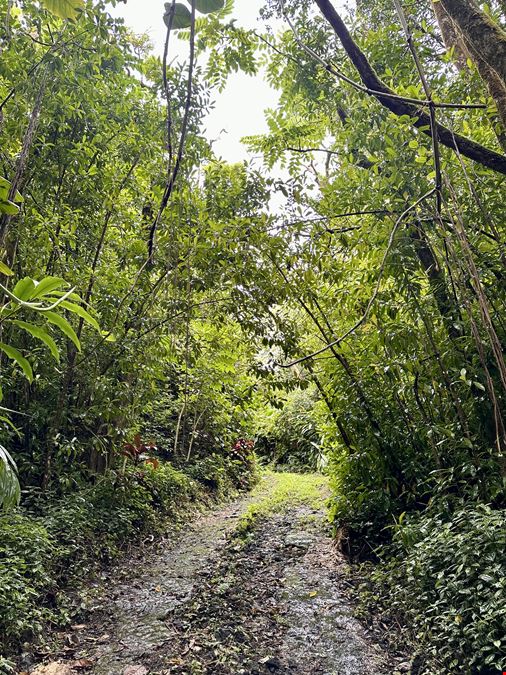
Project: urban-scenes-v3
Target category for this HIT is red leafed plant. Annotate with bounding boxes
[122,433,159,469]
[231,438,254,460]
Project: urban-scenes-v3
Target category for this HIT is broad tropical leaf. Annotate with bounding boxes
[11,320,60,362]
[56,300,100,331]
[12,277,36,301]
[44,311,81,351]
[47,289,85,302]
[31,277,68,299]
[0,445,20,510]
[0,200,20,216]
[0,177,23,204]
[164,2,192,29]
[40,0,84,20]
[0,342,33,382]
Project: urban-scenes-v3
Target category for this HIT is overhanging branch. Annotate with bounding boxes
[313,0,506,175]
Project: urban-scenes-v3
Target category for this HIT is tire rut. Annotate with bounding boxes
[30,476,396,675]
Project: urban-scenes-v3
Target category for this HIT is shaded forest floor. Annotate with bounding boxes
[29,474,407,675]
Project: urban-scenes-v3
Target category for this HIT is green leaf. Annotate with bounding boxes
[11,320,60,362]
[57,300,100,331]
[40,0,84,20]
[0,444,20,510]
[12,277,36,301]
[0,342,33,382]
[165,2,192,29]
[31,277,68,299]
[44,311,81,351]
[0,200,20,216]
[0,178,23,205]
[47,289,85,302]
[195,0,225,13]
[0,177,9,198]
[101,331,116,342]
[0,262,14,276]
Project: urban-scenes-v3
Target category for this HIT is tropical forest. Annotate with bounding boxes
[0,0,505,673]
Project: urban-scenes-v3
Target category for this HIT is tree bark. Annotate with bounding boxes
[439,0,506,88]
[433,0,506,144]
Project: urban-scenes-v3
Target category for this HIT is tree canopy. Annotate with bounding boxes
[1,0,505,672]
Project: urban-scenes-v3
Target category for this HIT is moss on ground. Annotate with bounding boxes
[235,470,329,537]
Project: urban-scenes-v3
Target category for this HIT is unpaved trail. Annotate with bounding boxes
[31,474,398,675]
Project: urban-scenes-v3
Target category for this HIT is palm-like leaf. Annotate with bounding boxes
[0,444,20,510]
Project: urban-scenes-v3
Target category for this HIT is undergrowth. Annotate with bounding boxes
[0,454,256,662]
[357,502,506,675]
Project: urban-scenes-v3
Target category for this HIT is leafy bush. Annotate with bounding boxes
[254,387,323,470]
[362,503,506,674]
[0,513,57,646]
[186,448,258,494]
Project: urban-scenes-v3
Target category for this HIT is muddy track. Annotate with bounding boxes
[30,476,398,675]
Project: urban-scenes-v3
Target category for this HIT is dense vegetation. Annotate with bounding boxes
[1,0,505,672]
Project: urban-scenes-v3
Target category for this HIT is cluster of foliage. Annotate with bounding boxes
[253,386,324,470]
[1,0,505,671]
[0,0,260,657]
[244,0,505,670]
[360,503,506,673]
[0,0,261,490]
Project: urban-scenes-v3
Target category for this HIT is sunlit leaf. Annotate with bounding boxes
[40,0,84,20]
[0,262,14,276]
[12,277,36,301]
[11,320,60,362]
[44,311,81,351]
[31,277,68,299]
[0,444,20,510]
[0,200,19,215]
[57,300,100,331]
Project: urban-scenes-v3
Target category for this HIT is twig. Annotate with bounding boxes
[148,0,197,262]
[278,189,436,368]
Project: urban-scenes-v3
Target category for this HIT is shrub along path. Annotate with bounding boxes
[30,473,402,675]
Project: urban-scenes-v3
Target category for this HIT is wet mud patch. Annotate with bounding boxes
[29,488,273,675]
[279,527,388,674]
[142,505,393,674]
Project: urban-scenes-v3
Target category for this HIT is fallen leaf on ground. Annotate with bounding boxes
[31,663,73,675]
[122,666,149,675]
[71,658,94,670]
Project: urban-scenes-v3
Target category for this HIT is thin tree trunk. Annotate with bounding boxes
[0,70,48,252]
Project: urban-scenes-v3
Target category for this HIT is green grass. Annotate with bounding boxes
[235,470,329,537]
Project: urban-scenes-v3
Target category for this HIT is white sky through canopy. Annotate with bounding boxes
[108,0,280,163]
